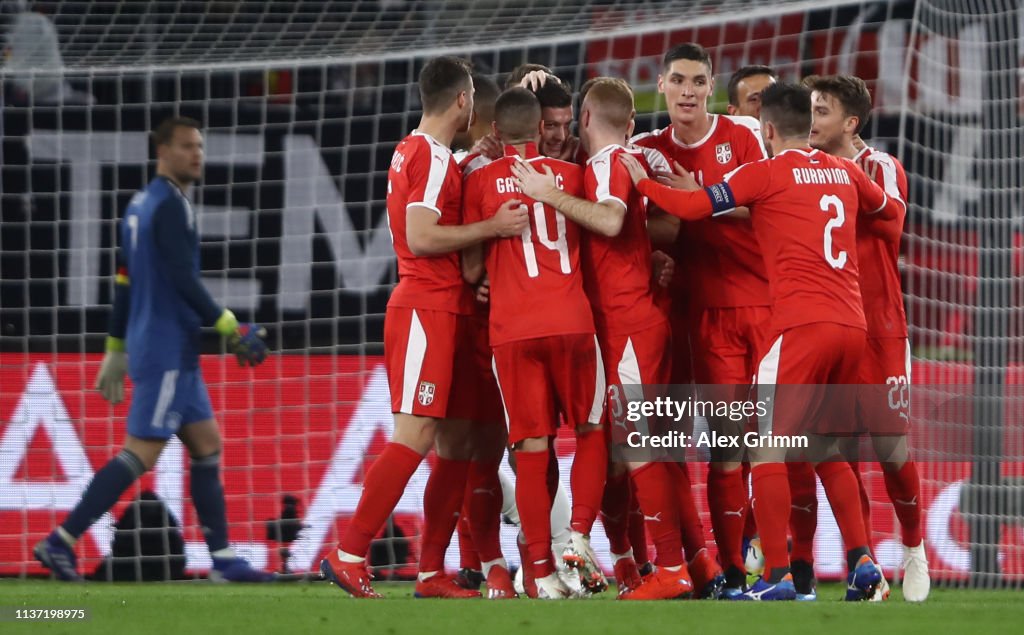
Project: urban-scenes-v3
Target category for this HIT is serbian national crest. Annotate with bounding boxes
[418,381,435,406]
[715,142,733,164]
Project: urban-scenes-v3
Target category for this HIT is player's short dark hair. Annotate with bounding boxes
[494,87,542,144]
[505,63,553,89]
[419,56,473,115]
[727,65,778,106]
[533,79,572,110]
[151,117,201,147]
[472,73,501,121]
[802,74,873,134]
[760,81,811,139]
[663,43,712,73]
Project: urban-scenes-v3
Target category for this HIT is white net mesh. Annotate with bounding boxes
[1,0,1022,587]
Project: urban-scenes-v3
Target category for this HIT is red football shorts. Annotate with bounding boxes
[601,322,671,437]
[855,337,912,435]
[384,305,459,418]
[667,308,694,385]
[600,321,672,387]
[447,311,505,423]
[491,333,605,445]
[692,306,772,385]
[755,323,866,437]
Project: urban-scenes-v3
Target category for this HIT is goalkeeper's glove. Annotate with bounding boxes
[227,323,269,367]
[215,309,268,367]
[95,336,128,404]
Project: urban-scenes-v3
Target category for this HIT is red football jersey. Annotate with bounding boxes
[637,147,900,335]
[462,143,595,346]
[854,145,909,338]
[386,131,473,314]
[582,144,667,336]
[631,115,770,309]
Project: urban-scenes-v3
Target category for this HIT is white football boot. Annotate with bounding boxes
[535,572,573,599]
[901,542,930,602]
[562,531,608,593]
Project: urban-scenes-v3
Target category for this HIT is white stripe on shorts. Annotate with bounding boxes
[588,335,606,424]
[490,356,512,432]
[151,369,179,430]
[756,334,783,436]
[400,310,428,413]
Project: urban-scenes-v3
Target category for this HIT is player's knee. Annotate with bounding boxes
[393,414,437,456]
[190,450,221,470]
[514,436,548,453]
[115,449,151,477]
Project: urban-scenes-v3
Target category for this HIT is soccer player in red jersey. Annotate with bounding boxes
[462,87,608,599]
[514,78,694,600]
[630,42,768,596]
[726,65,778,119]
[449,72,519,599]
[320,57,529,600]
[618,81,901,601]
[806,74,929,602]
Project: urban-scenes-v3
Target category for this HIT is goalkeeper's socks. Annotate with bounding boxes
[569,429,607,534]
[665,462,709,559]
[514,449,555,578]
[816,462,869,553]
[883,460,923,548]
[61,449,146,539]
[707,466,747,574]
[630,462,684,568]
[419,457,471,573]
[787,461,818,564]
[339,442,423,557]
[751,463,792,576]
[190,452,230,553]
[466,459,503,564]
[600,471,632,555]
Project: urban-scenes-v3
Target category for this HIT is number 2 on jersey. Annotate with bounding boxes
[819,194,848,269]
[522,201,570,278]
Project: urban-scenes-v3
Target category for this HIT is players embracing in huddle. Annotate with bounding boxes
[322,45,931,603]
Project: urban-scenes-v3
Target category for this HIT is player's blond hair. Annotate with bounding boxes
[582,77,634,131]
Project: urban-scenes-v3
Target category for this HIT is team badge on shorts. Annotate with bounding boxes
[418,381,436,406]
[715,142,733,164]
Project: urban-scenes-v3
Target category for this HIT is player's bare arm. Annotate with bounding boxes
[406,199,527,256]
[511,160,626,237]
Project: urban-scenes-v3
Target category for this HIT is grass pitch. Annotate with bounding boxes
[2,580,1020,635]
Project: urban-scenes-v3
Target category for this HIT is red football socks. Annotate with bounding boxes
[787,461,817,563]
[816,461,868,553]
[884,461,923,547]
[466,458,504,563]
[339,442,423,558]
[515,449,555,577]
[751,463,792,577]
[569,429,607,535]
[666,461,708,559]
[707,466,747,573]
[630,462,684,568]
[851,462,872,545]
[601,470,632,555]
[419,456,471,572]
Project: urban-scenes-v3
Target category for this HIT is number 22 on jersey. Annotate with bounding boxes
[521,201,570,278]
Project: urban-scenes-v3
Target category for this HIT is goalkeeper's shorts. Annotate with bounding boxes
[127,369,214,440]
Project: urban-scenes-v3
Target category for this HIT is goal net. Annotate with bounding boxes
[1,0,1021,586]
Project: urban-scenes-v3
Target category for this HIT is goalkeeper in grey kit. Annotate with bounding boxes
[35,117,274,582]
